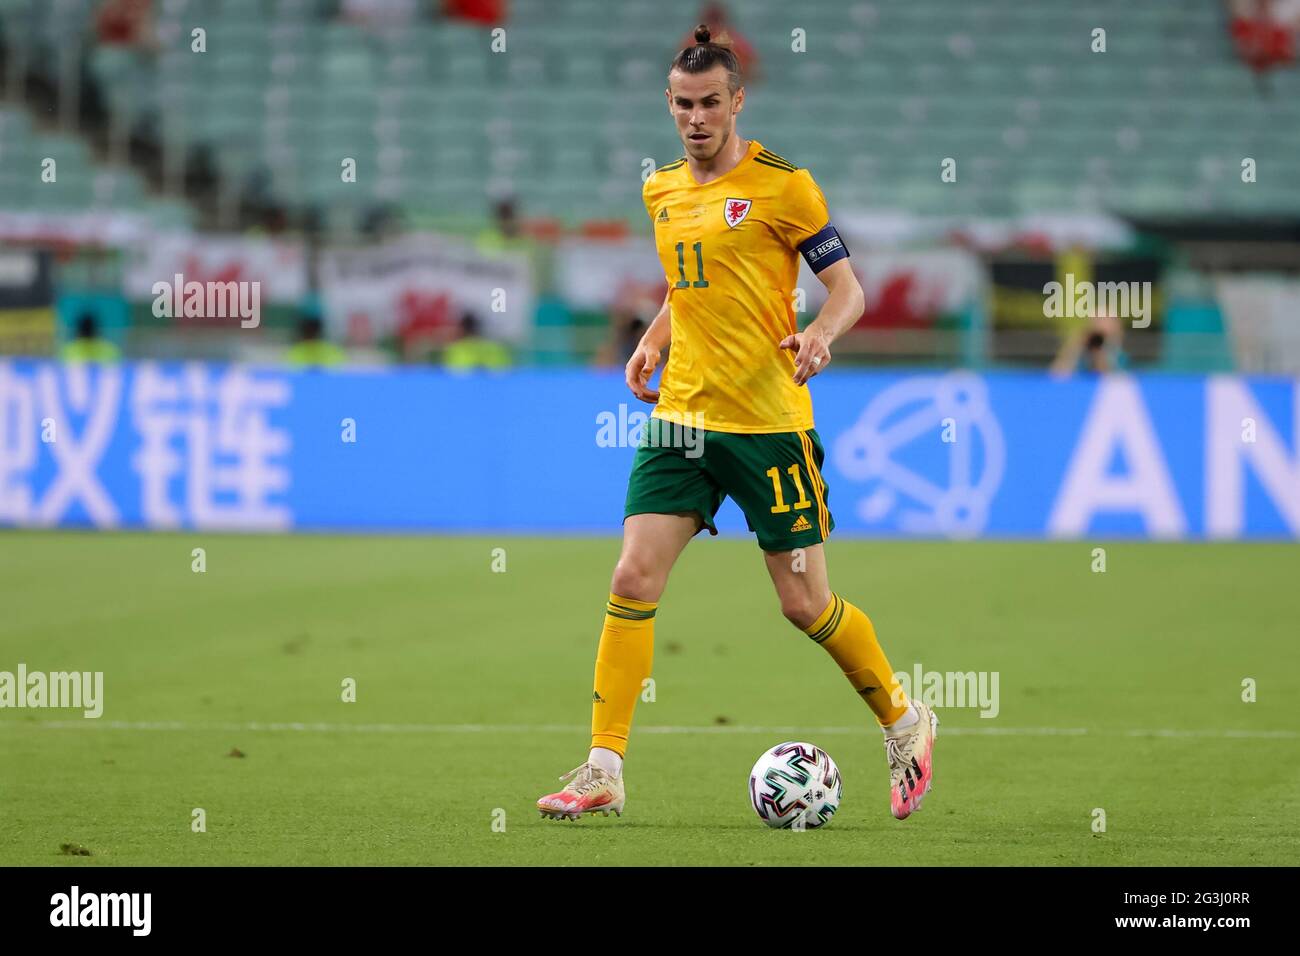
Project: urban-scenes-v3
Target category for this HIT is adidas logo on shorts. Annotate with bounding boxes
[790,514,812,533]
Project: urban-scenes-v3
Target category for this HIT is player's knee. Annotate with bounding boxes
[610,559,663,604]
[780,593,827,631]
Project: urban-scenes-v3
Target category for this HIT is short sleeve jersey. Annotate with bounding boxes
[641,139,848,433]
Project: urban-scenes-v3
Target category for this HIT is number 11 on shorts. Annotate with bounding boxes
[766,465,812,514]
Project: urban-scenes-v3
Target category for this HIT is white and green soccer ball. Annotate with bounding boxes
[748,741,842,829]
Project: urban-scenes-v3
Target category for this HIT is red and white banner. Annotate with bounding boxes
[0,211,156,247]
[124,235,307,304]
[318,235,532,345]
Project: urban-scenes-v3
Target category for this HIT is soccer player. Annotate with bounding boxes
[537,25,938,823]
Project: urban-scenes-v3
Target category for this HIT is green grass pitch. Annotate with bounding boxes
[1,531,1297,866]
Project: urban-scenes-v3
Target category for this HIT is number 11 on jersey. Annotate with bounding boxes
[674,241,709,288]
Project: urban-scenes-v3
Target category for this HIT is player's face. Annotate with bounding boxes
[666,66,744,162]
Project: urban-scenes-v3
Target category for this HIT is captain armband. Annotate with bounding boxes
[797,224,850,273]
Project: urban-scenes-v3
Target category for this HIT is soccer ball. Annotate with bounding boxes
[748,741,842,829]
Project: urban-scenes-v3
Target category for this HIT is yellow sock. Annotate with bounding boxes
[804,593,907,726]
[590,592,657,757]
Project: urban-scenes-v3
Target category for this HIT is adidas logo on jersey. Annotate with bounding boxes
[790,514,812,533]
[656,207,670,223]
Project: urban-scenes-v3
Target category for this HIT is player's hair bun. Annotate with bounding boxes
[670,23,741,91]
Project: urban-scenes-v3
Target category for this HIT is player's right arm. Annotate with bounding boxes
[630,166,675,403]
[625,289,671,403]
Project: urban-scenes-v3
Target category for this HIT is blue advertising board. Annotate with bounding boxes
[0,361,1296,539]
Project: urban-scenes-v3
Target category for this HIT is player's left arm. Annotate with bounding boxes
[774,169,865,385]
[779,259,864,386]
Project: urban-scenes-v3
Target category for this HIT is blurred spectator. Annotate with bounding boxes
[594,280,665,367]
[495,197,519,239]
[681,3,761,82]
[444,312,512,371]
[286,314,347,368]
[361,203,403,240]
[60,313,121,364]
[475,197,558,310]
[443,0,507,25]
[1050,313,1127,377]
[595,315,647,369]
[477,197,521,253]
[1228,0,1298,86]
[96,0,155,48]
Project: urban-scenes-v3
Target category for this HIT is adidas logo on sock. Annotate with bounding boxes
[592,691,606,704]
[790,514,812,533]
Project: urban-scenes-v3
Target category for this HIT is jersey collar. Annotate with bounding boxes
[684,138,762,187]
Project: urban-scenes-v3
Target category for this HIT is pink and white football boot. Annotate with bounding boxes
[885,700,938,820]
[537,762,626,821]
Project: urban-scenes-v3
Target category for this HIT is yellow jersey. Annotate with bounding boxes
[642,139,847,434]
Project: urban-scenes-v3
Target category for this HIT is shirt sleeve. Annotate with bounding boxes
[776,169,850,273]
[775,169,830,247]
[643,172,664,224]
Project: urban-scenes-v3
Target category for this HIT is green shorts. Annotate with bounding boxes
[624,417,836,552]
